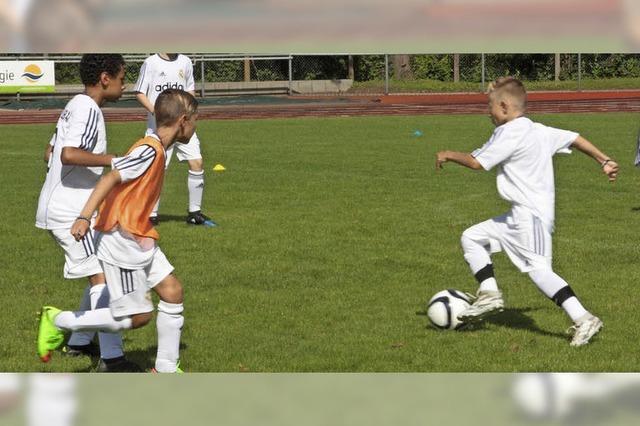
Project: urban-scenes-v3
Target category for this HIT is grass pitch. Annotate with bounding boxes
[1,112,639,372]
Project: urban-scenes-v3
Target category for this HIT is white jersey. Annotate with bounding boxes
[133,54,195,131]
[471,116,578,232]
[35,94,107,230]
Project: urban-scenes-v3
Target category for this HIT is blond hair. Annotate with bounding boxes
[487,76,527,111]
[154,89,198,128]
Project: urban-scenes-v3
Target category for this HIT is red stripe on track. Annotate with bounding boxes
[2,91,640,124]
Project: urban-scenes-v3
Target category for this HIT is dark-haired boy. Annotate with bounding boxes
[37,89,198,373]
[35,54,139,371]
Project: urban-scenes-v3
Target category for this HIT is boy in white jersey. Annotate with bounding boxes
[37,89,198,373]
[435,76,619,346]
[35,54,140,371]
[134,53,215,227]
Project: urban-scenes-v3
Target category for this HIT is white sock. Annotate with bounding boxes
[479,278,499,293]
[151,198,160,218]
[90,284,124,360]
[66,285,94,347]
[188,170,205,213]
[54,308,132,333]
[155,301,184,373]
[528,269,588,322]
[562,298,589,323]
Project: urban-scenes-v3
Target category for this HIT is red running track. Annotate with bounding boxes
[2,91,640,124]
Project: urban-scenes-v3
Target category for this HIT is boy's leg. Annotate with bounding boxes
[148,250,183,373]
[64,284,95,351]
[49,229,125,360]
[38,261,155,364]
[528,268,602,346]
[150,144,175,224]
[523,219,602,346]
[461,223,499,292]
[457,219,505,323]
[177,133,216,226]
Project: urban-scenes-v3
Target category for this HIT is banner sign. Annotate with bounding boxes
[0,61,55,93]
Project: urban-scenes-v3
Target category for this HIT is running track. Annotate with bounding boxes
[2,91,640,124]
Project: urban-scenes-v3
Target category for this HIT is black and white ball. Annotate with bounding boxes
[427,289,474,330]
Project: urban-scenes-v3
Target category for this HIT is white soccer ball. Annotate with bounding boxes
[427,289,474,330]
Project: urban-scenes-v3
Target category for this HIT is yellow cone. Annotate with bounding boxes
[213,164,226,172]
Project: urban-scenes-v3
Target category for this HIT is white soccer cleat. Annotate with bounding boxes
[456,290,504,323]
[568,314,603,347]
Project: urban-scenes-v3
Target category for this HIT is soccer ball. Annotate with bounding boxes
[427,289,474,330]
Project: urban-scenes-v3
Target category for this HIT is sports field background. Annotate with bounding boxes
[1,111,639,372]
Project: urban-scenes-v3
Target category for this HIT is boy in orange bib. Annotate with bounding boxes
[37,89,198,373]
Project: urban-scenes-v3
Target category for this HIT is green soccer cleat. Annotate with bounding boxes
[37,306,64,362]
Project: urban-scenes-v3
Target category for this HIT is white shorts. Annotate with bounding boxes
[100,249,174,317]
[146,128,202,167]
[463,207,552,273]
[49,227,102,279]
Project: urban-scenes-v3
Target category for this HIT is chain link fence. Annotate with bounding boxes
[350,54,640,93]
[2,54,640,100]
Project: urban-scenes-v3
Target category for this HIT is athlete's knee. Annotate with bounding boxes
[164,280,184,304]
[188,158,203,172]
[130,312,152,329]
[89,273,106,286]
[155,274,184,304]
[461,230,479,251]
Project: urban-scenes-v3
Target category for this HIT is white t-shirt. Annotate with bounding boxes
[35,94,107,230]
[133,54,195,131]
[471,116,578,231]
[95,137,162,269]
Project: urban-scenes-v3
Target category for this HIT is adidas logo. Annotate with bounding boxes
[155,82,184,92]
[159,72,166,77]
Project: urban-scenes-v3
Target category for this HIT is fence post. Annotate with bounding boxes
[453,54,460,83]
[200,56,205,98]
[384,54,389,95]
[555,53,561,82]
[348,55,354,80]
[481,53,485,92]
[577,53,582,91]
[244,58,251,82]
[288,55,293,95]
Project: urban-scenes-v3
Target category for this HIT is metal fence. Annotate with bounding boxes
[2,54,640,99]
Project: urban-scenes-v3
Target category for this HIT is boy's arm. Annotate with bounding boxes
[61,147,114,167]
[436,151,483,170]
[70,169,122,241]
[44,144,53,163]
[135,92,155,115]
[570,136,619,181]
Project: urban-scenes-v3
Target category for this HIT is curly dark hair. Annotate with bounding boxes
[79,54,125,86]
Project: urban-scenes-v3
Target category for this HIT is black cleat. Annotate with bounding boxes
[96,357,144,373]
[62,342,100,358]
[149,216,159,226]
[186,210,217,227]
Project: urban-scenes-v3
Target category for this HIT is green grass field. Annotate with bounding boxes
[1,112,639,372]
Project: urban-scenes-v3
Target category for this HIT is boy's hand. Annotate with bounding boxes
[435,151,449,170]
[70,218,90,241]
[602,160,619,182]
